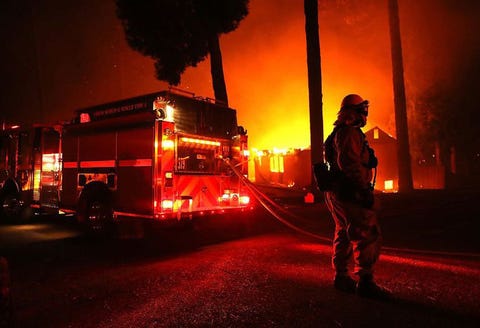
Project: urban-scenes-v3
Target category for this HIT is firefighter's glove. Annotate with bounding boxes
[357,188,374,209]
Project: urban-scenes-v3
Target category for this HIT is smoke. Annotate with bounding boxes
[182,0,397,149]
[1,0,478,152]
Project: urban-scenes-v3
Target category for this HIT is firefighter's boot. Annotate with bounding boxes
[356,275,392,300]
[334,275,357,293]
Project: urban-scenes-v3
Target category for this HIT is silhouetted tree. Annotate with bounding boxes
[116,0,249,105]
[412,63,480,187]
[321,0,414,191]
[388,0,413,192]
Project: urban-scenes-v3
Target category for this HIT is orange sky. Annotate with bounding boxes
[178,0,395,150]
[1,0,477,152]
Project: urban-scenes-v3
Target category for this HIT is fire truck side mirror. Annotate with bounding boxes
[237,126,247,135]
[155,109,166,120]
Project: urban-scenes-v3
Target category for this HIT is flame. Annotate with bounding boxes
[177,0,396,150]
[2,0,475,159]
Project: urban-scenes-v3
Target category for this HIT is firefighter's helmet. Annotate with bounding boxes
[340,94,369,111]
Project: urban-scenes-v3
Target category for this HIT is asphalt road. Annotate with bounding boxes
[1,189,479,327]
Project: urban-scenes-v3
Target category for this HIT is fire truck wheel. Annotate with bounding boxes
[1,194,21,219]
[0,180,22,222]
[77,182,114,235]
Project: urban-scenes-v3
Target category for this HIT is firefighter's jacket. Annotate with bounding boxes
[331,125,374,193]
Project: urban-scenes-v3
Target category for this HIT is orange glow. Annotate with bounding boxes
[273,148,287,155]
[176,0,396,150]
[4,0,473,161]
[384,180,394,190]
[269,155,284,173]
[33,169,41,198]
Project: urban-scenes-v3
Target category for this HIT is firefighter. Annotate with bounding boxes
[323,94,391,300]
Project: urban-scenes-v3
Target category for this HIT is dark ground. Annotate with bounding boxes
[261,186,480,254]
[0,188,479,327]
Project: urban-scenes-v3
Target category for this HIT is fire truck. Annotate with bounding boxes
[1,89,251,229]
[0,124,62,219]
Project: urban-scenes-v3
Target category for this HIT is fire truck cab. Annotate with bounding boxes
[61,89,250,230]
[0,124,62,219]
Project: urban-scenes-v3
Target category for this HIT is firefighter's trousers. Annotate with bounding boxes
[324,191,382,278]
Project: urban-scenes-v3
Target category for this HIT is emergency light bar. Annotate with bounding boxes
[180,137,221,147]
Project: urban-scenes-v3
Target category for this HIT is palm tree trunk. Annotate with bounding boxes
[388,0,413,192]
[304,0,324,190]
[208,34,228,106]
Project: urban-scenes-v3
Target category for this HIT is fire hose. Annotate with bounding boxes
[224,159,480,260]
[225,158,332,243]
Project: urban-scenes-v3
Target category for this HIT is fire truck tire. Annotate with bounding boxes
[0,179,22,222]
[77,182,114,235]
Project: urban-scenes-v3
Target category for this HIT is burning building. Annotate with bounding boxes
[252,126,445,192]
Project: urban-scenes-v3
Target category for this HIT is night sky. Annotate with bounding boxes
[1,0,479,150]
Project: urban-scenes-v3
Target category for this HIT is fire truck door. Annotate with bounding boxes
[155,121,175,215]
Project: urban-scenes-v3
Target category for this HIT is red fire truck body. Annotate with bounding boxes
[0,124,62,217]
[60,90,250,225]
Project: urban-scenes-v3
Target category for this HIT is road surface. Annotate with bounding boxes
[0,189,479,327]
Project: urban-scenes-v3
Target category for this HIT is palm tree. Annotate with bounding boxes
[304,0,324,190]
[116,0,249,105]
[388,0,413,192]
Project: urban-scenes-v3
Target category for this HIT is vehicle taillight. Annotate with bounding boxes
[165,171,173,187]
[162,140,174,150]
[219,191,250,206]
[240,195,250,205]
[221,193,230,201]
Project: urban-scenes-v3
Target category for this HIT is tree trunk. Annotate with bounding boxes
[208,34,228,106]
[388,0,413,192]
[304,0,324,190]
